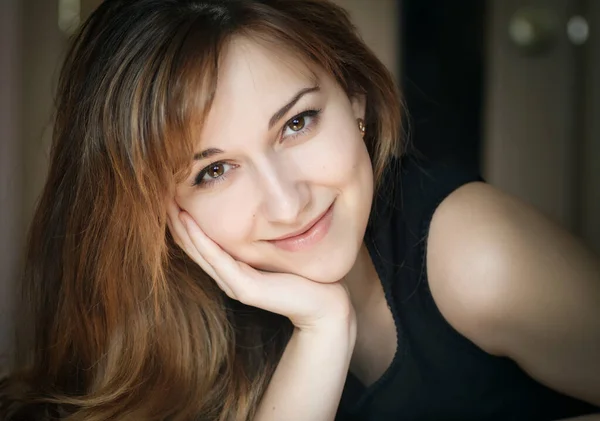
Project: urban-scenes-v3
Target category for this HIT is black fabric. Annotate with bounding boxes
[336,153,599,421]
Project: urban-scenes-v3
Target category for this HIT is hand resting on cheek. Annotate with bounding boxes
[166,198,355,331]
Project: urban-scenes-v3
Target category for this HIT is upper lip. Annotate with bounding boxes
[268,204,332,241]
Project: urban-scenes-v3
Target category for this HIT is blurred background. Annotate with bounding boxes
[1,0,599,361]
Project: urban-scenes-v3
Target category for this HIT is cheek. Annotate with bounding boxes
[176,187,256,256]
[300,121,370,186]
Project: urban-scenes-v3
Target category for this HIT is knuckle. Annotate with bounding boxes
[223,288,236,300]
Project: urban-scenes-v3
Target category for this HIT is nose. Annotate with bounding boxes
[258,159,311,225]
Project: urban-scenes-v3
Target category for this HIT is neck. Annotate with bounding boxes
[343,242,382,316]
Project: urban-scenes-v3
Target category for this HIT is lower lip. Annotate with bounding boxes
[269,203,334,252]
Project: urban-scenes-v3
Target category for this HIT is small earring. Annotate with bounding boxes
[357,118,365,136]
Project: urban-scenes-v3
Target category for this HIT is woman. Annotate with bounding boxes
[1,0,599,420]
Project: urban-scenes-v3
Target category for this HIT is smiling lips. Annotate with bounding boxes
[268,202,335,252]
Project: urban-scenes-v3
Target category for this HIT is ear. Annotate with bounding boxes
[350,93,367,120]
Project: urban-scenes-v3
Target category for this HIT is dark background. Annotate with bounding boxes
[401,0,486,173]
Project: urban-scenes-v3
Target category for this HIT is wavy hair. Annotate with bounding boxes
[0,0,402,419]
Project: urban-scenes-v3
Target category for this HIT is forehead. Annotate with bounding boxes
[216,36,321,102]
[196,37,334,142]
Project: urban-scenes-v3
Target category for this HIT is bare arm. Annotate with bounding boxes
[427,182,600,408]
[255,320,356,421]
[168,204,357,421]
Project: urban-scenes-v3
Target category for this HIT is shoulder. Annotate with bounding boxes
[425,180,588,352]
[425,181,527,353]
[425,181,600,404]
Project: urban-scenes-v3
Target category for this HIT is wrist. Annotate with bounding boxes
[295,312,357,351]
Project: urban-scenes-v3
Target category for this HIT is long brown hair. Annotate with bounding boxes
[0,0,402,419]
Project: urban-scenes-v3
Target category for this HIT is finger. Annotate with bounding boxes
[180,212,342,317]
[165,197,227,289]
[166,202,187,252]
[179,212,238,275]
[164,201,239,298]
[179,212,251,299]
[167,203,197,256]
[225,262,327,319]
[170,213,236,297]
[166,201,222,283]
[166,217,183,250]
[166,200,198,255]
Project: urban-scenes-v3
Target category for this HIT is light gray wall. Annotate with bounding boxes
[483,0,600,254]
[482,0,580,229]
[0,0,22,364]
[1,0,67,364]
[334,0,400,80]
[581,0,600,253]
[21,0,65,231]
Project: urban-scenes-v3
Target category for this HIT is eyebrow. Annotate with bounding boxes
[194,148,223,161]
[193,85,321,161]
[268,85,320,129]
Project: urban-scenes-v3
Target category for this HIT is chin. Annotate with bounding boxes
[250,234,362,283]
[294,240,363,283]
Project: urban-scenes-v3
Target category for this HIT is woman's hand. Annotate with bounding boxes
[167,200,355,331]
[168,199,356,420]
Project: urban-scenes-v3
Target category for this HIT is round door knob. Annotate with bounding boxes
[567,15,589,45]
[508,6,560,55]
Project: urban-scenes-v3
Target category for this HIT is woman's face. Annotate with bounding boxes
[175,37,373,283]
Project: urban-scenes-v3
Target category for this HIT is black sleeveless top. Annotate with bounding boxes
[335,154,599,421]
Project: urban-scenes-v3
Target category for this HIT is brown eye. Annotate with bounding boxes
[281,109,321,140]
[208,164,225,178]
[194,162,235,187]
[288,116,306,131]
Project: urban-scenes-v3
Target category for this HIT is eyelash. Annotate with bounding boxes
[192,108,322,188]
[281,108,321,141]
